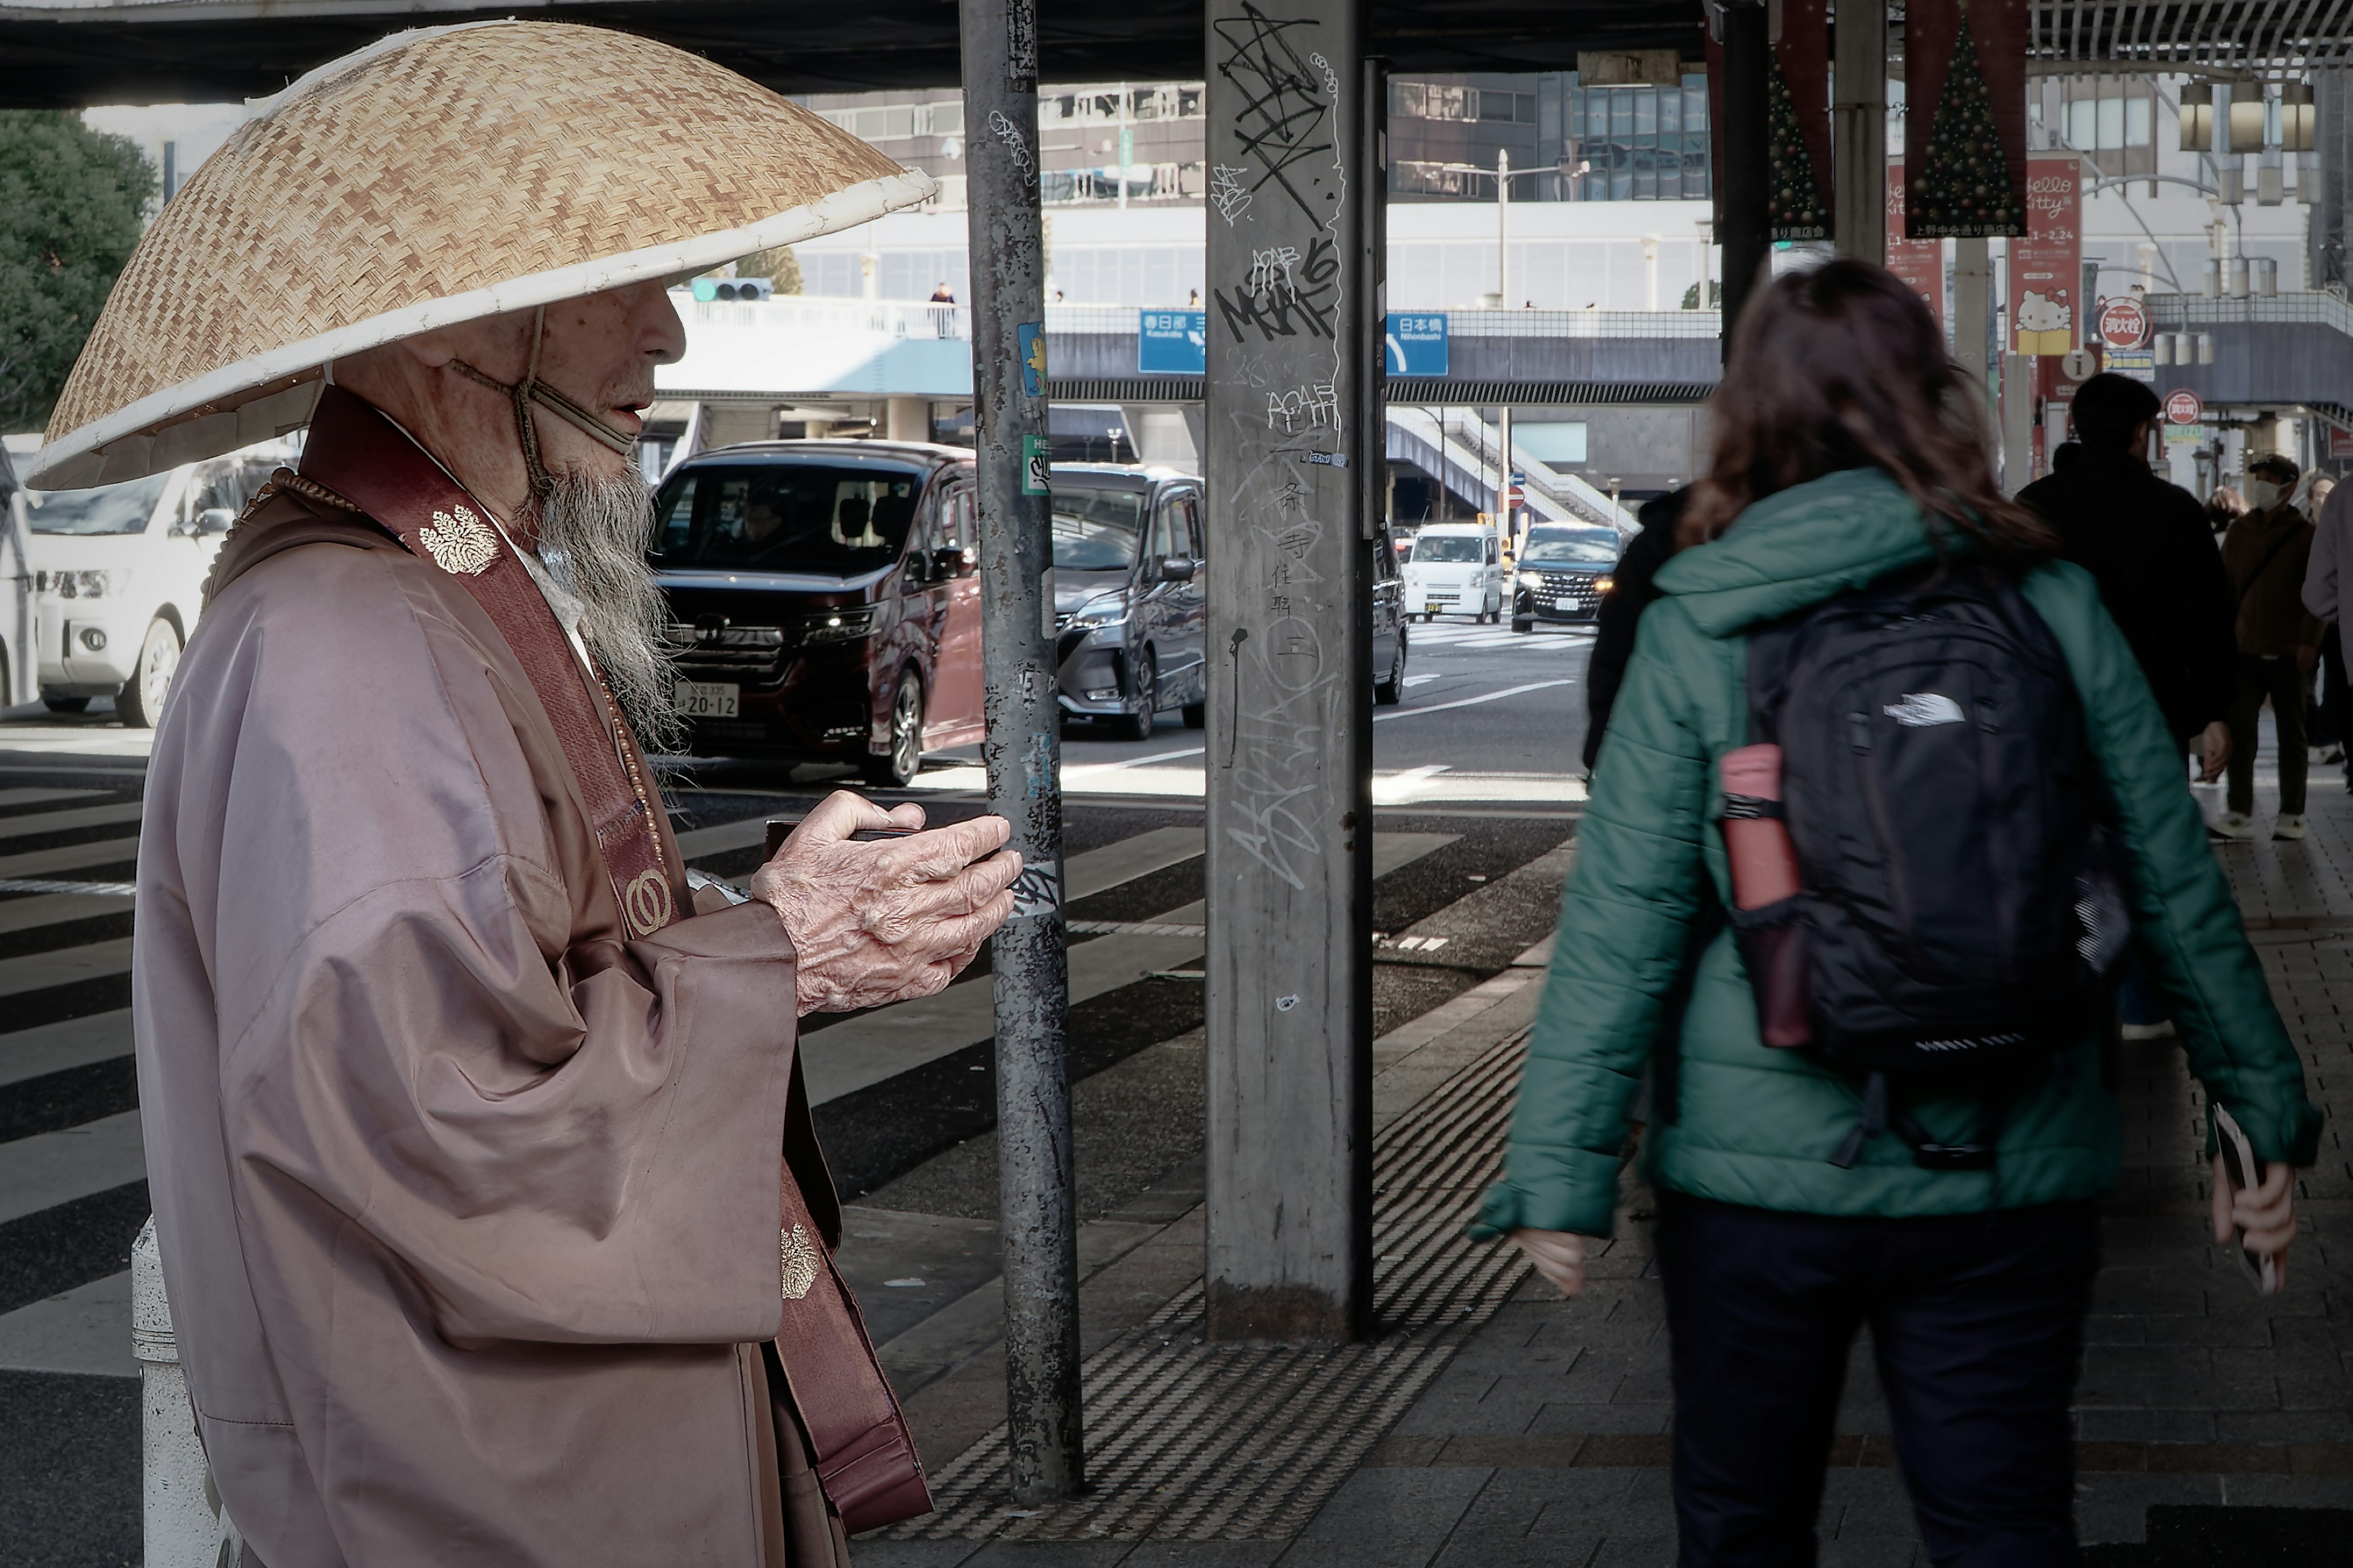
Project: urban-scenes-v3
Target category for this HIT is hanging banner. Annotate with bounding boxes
[1904,0,2029,238]
[1884,161,1946,327]
[2008,151,2085,355]
[1703,1,1833,240]
[1768,0,1833,240]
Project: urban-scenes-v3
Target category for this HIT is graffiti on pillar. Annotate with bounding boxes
[1213,3,1339,223]
[987,110,1036,179]
[1212,235,1341,342]
[1210,165,1256,225]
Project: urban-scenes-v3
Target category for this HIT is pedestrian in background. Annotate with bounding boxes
[1479,260,2317,1567]
[2216,453,2323,839]
[2302,471,2353,791]
[2020,373,2233,782]
[1582,487,1685,773]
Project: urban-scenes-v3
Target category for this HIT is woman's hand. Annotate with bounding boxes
[1510,1227,1590,1298]
[751,792,1021,1014]
[2211,1154,2298,1290]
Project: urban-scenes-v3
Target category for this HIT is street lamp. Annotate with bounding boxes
[1411,150,1515,306]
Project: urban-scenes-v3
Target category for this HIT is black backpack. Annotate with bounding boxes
[1735,561,2131,1170]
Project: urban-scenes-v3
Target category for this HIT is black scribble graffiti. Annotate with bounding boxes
[1213,233,1340,343]
[1214,2,1333,222]
[1224,626,1252,767]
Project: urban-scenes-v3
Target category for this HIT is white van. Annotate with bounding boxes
[23,439,296,727]
[1402,522,1504,623]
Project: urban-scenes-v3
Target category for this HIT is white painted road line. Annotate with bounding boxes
[0,788,104,811]
[0,800,146,844]
[0,1011,135,1090]
[0,1270,135,1377]
[0,1110,146,1225]
[0,835,146,882]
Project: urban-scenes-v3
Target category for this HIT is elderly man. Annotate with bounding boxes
[32,23,1002,1566]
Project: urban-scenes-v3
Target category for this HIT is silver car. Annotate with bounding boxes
[1050,464,1206,740]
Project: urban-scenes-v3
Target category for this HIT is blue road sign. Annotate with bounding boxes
[1386,312,1449,376]
[1139,309,1208,374]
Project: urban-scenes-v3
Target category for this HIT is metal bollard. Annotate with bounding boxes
[134,1217,244,1567]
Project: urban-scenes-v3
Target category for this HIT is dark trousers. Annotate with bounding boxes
[2227,654,2308,815]
[1655,1194,2100,1568]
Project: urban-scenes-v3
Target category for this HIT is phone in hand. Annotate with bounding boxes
[765,817,919,858]
[2213,1102,2280,1296]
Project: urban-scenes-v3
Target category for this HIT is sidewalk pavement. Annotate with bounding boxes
[854,778,2353,1567]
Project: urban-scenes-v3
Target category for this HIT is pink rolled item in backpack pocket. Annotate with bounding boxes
[1721,744,1812,1048]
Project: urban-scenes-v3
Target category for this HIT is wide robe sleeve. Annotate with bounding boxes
[181,537,798,1350]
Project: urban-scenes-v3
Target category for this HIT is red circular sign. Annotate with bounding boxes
[2099,297,2151,350]
[2164,389,2203,425]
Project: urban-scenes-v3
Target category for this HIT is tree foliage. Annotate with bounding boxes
[716,243,803,294]
[0,111,156,434]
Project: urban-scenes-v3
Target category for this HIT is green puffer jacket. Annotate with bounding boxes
[1474,468,2324,1240]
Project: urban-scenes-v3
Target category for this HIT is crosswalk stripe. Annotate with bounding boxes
[0,1011,135,1093]
[0,1108,145,1226]
[0,801,147,846]
[0,935,134,1001]
[0,881,137,906]
[0,835,144,882]
[0,788,106,813]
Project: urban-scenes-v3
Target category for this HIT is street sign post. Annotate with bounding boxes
[1384,312,1448,376]
[2060,347,2097,382]
[2165,388,2204,425]
[2098,296,2151,349]
[1139,309,1208,374]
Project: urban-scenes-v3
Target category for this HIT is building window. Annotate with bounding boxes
[2042,77,2156,177]
[1562,74,1710,202]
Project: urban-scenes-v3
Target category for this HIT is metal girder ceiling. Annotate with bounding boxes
[0,0,1700,109]
[2028,0,2353,74]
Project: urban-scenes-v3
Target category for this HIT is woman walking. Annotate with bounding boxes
[1476,260,2319,1567]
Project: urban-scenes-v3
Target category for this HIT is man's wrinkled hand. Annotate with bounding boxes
[1509,1227,1590,1299]
[2211,1153,2298,1291]
[2199,720,2230,783]
[751,792,1021,1014]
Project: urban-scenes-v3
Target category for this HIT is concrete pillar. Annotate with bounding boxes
[1202,0,1374,1342]
[1832,0,1887,262]
[1718,1,1771,357]
[885,396,931,443]
[135,1218,244,1567]
[1953,237,1992,386]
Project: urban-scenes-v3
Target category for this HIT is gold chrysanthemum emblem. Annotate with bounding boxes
[780,1223,819,1301]
[419,504,497,575]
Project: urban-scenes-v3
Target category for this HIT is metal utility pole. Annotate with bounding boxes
[1202,0,1374,1342]
[1718,0,1771,358]
[1832,0,1887,262]
[1497,147,1512,304]
[957,0,1082,1500]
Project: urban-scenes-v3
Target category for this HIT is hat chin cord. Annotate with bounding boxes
[445,306,638,501]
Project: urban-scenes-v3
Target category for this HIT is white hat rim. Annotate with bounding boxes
[26,166,937,491]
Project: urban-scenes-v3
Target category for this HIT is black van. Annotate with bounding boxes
[650,441,982,784]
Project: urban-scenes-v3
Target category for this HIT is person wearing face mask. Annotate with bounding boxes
[2217,453,2324,839]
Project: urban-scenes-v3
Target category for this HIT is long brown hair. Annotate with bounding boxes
[1680,259,2056,558]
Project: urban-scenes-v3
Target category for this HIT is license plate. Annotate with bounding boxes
[675,681,740,719]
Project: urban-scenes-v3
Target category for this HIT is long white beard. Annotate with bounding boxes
[529,468,681,755]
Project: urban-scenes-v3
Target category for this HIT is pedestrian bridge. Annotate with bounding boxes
[2141,292,2353,430]
[655,297,1722,411]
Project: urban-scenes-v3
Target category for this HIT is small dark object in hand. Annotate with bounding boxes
[765,817,919,858]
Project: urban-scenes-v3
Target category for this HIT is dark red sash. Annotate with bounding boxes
[297,387,933,1534]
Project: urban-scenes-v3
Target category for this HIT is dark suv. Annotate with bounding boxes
[1510,522,1625,632]
[1050,464,1208,739]
[650,441,981,784]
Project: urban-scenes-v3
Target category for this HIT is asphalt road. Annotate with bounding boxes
[0,610,1593,1566]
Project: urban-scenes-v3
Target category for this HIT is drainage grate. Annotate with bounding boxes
[895,1028,1533,1542]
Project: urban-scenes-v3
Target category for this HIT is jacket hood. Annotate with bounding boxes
[1654,466,1961,637]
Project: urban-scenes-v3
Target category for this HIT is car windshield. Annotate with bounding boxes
[1412,534,1486,564]
[1520,529,1620,566]
[651,461,927,572]
[1051,483,1146,570]
[24,472,170,535]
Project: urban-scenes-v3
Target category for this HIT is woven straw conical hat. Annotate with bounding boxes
[30,20,934,489]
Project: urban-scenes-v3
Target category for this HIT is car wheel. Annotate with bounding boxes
[863,667,924,787]
[43,695,91,714]
[115,618,183,730]
[1117,650,1156,743]
[1181,700,1207,729]
[1374,631,1406,705]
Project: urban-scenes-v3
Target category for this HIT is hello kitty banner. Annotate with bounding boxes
[2007,152,2086,357]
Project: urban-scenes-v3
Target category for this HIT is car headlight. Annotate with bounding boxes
[1069,598,1129,632]
[800,605,879,645]
[39,569,122,600]
[1594,575,1616,594]
[1516,571,1543,591]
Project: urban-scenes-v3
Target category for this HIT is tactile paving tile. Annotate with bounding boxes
[895,1029,1532,1541]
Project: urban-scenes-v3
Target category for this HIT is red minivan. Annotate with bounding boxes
[650,441,981,784]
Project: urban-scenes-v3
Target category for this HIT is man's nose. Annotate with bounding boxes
[637,281,686,366]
